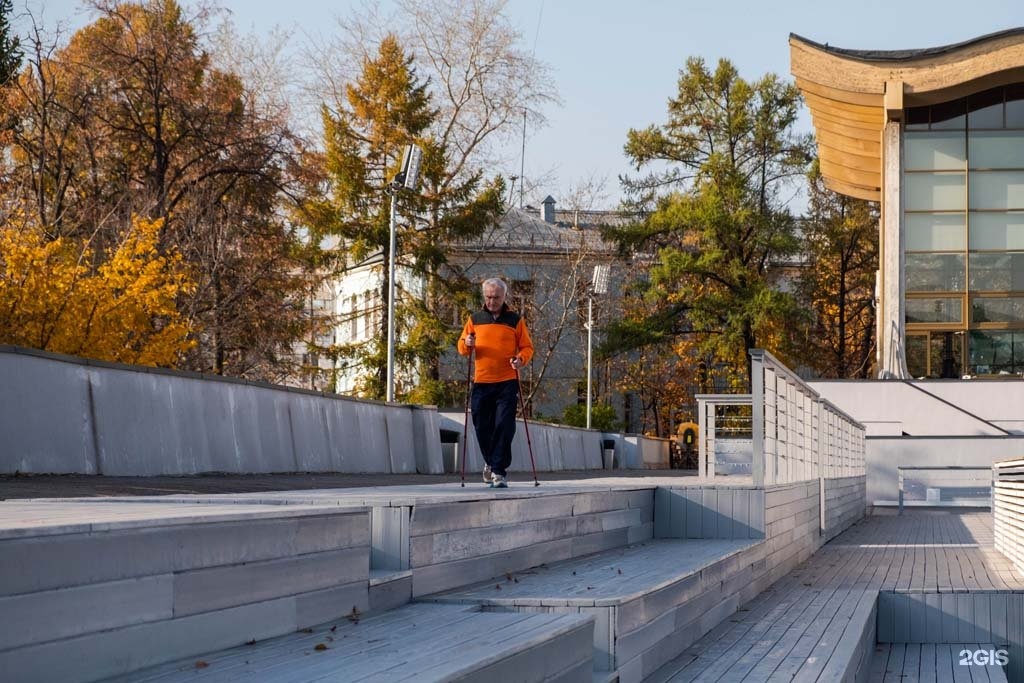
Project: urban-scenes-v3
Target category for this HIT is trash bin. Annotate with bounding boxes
[440,430,460,473]
[602,438,616,470]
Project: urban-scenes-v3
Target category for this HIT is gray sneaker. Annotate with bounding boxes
[482,464,492,485]
[491,473,508,488]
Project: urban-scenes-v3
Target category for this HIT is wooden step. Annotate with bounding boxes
[104,603,595,682]
[423,538,763,683]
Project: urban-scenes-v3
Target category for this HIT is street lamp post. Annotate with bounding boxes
[586,264,610,429]
[385,144,423,403]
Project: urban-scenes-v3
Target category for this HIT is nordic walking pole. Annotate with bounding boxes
[515,368,540,486]
[460,347,473,487]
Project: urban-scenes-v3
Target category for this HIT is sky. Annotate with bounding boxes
[15,0,1024,211]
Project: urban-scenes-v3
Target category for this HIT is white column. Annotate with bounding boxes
[880,119,909,378]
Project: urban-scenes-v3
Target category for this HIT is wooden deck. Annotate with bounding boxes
[648,510,1024,682]
[869,643,1009,683]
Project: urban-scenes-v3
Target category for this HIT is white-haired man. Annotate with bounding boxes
[457,278,534,488]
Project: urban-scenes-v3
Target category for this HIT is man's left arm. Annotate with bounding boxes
[514,319,534,366]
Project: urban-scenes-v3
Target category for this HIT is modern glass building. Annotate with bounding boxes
[791,29,1024,379]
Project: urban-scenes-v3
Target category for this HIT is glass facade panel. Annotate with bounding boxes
[972,297,1024,324]
[903,85,1024,379]
[905,172,966,211]
[969,171,1024,210]
[1007,84,1024,128]
[969,131,1024,168]
[906,335,928,377]
[969,212,1024,250]
[931,99,966,129]
[968,252,1024,291]
[906,297,962,323]
[906,253,965,292]
[968,330,1024,375]
[968,88,1003,128]
[906,213,965,251]
[905,132,965,170]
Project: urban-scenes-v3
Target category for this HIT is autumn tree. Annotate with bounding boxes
[608,57,812,389]
[795,162,879,378]
[0,215,194,366]
[3,1,310,380]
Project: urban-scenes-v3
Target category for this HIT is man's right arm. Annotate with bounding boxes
[457,320,475,356]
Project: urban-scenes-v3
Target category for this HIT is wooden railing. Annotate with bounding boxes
[697,350,866,487]
[993,458,1024,575]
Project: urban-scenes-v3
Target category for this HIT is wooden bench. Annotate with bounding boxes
[105,603,595,682]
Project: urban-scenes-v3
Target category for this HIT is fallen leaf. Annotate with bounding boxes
[314,643,328,652]
[195,661,209,669]
[330,625,337,633]
[495,584,502,590]
[299,628,314,634]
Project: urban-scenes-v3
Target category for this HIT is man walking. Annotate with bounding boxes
[457,278,534,488]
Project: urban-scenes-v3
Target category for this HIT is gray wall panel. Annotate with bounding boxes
[0,353,95,474]
[288,395,332,472]
[1,348,613,475]
[412,408,444,474]
[385,410,417,474]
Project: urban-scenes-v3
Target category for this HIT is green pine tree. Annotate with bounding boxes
[308,35,503,400]
[607,57,812,389]
[0,0,21,86]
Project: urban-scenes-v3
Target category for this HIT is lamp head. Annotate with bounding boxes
[591,264,610,295]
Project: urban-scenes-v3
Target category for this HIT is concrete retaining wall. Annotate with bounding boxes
[810,379,1024,436]
[438,412,606,473]
[3,346,454,476]
[0,506,371,683]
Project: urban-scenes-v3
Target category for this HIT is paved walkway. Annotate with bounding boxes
[0,469,697,500]
[650,510,1024,682]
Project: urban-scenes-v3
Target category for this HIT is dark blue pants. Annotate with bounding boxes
[471,379,519,477]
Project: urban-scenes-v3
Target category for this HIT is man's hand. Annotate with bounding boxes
[465,333,475,348]
[510,356,522,370]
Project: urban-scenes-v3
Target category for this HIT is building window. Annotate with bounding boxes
[904,83,1024,377]
[348,295,358,339]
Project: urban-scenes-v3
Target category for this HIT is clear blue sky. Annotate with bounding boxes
[17,0,1024,210]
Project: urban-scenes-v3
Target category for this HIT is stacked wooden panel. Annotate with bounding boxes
[0,502,371,683]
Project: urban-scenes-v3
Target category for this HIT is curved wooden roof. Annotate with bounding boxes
[790,29,1024,202]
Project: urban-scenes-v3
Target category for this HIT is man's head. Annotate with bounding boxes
[481,278,508,314]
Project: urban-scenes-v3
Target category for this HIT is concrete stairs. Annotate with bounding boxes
[0,477,868,682]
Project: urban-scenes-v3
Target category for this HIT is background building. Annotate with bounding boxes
[792,28,1024,379]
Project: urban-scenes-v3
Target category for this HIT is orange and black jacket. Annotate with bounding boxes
[457,306,534,384]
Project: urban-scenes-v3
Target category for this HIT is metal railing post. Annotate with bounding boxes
[750,351,765,487]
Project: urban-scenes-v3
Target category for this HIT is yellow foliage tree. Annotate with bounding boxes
[0,216,195,366]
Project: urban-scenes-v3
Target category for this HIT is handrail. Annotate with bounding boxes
[897,465,992,514]
[697,350,866,486]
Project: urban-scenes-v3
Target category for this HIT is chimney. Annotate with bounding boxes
[542,195,556,223]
